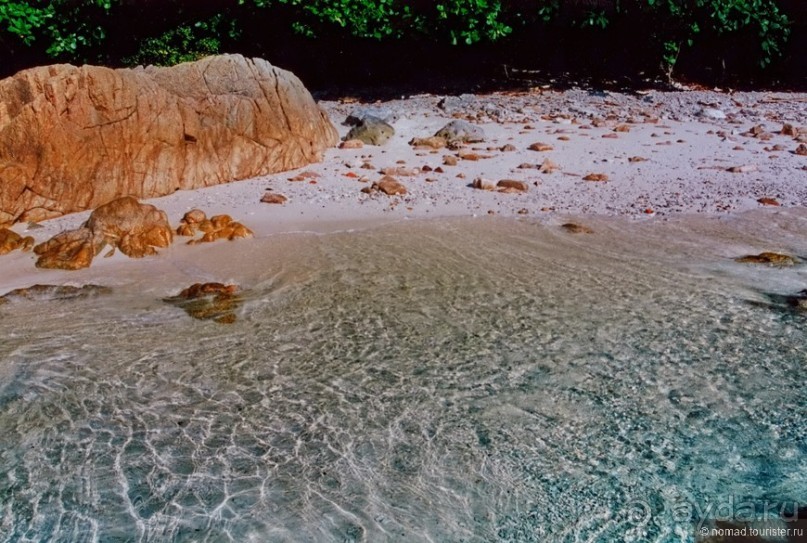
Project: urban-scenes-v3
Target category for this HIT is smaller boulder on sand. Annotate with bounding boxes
[346,117,395,146]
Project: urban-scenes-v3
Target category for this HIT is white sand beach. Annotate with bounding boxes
[1,88,805,294]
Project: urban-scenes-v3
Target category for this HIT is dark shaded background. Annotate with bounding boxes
[1,0,804,95]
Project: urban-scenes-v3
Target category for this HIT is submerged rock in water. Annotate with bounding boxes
[784,289,807,310]
[766,289,807,311]
[561,223,594,234]
[33,196,173,270]
[163,282,242,324]
[0,284,111,304]
[735,252,798,267]
[751,288,807,315]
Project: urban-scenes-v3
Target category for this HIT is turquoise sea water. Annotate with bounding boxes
[0,214,805,542]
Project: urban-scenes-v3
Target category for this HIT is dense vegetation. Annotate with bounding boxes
[0,0,803,89]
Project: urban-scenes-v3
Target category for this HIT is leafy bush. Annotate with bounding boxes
[0,0,795,82]
[640,0,790,76]
[240,0,513,44]
[0,0,51,45]
[124,15,234,67]
[0,0,113,59]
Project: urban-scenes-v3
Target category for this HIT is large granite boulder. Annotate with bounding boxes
[0,54,338,225]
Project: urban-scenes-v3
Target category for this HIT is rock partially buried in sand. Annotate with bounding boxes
[0,284,111,304]
[176,209,253,243]
[458,149,493,161]
[84,196,173,257]
[0,54,338,225]
[757,197,780,206]
[339,139,364,150]
[735,252,797,267]
[781,123,800,137]
[34,196,173,270]
[33,228,96,270]
[434,120,485,144]
[176,209,206,236]
[163,282,242,324]
[190,215,253,245]
[726,165,758,173]
[361,176,407,196]
[409,136,447,149]
[0,228,35,255]
[497,180,528,192]
[380,166,419,177]
[345,116,395,146]
[472,178,496,191]
[261,193,288,204]
[528,142,554,152]
[539,159,561,173]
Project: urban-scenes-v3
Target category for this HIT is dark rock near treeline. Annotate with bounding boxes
[343,106,400,126]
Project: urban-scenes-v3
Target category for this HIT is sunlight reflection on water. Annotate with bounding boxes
[0,213,805,542]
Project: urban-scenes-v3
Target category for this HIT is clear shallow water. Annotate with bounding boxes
[0,214,805,542]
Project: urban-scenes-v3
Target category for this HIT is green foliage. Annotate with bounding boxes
[580,10,611,30]
[238,0,512,44]
[578,0,790,75]
[432,1,512,45]
[0,0,794,80]
[124,15,234,66]
[0,0,51,45]
[0,0,116,58]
